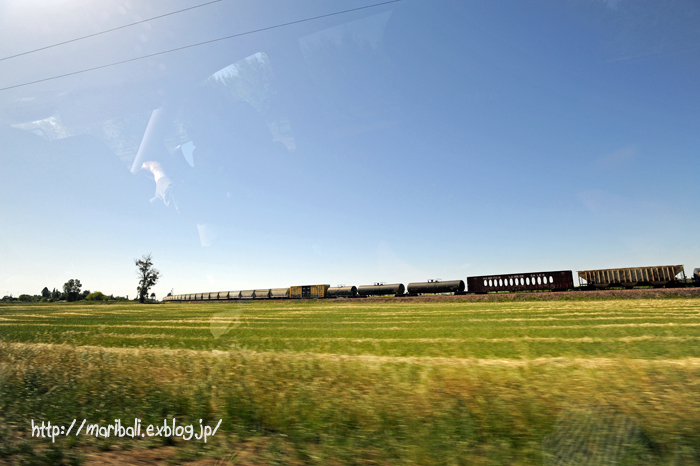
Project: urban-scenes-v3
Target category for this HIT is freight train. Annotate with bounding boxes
[163,264,699,302]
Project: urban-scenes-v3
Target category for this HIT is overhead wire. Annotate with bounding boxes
[0,0,401,92]
[0,0,223,62]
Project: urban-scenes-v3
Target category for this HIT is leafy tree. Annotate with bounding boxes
[41,287,50,298]
[51,288,61,300]
[63,279,82,302]
[135,253,160,303]
[18,294,32,302]
[86,291,106,301]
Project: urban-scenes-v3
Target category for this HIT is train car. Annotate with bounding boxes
[270,288,290,299]
[289,284,330,299]
[577,265,684,289]
[228,290,242,300]
[407,280,465,296]
[357,283,405,297]
[467,270,574,293]
[241,290,256,300]
[255,289,272,299]
[327,286,358,298]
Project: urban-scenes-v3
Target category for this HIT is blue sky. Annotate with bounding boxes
[1,0,699,298]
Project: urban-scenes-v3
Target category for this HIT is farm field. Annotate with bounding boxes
[4,297,700,358]
[2,296,700,465]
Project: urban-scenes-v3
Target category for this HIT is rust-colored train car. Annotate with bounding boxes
[467,270,574,293]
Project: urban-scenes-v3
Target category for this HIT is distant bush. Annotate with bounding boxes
[85,291,106,301]
[18,294,32,302]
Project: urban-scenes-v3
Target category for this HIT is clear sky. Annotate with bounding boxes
[1,0,699,298]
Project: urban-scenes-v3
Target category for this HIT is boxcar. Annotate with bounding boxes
[289,284,330,299]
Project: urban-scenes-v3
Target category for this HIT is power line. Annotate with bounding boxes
[0,0,401,92]
[0,0,223,62]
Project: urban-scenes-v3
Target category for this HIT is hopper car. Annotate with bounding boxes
[578,265,684,289]
[163,264,696,302]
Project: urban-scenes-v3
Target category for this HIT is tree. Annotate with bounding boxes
[135,253,160,303]
[86,291,106,301]
[41,287,50,298]
[63,279,82,302]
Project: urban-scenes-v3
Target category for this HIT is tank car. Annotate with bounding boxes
[357,283,405,297]
[407,280,465,295]
[327,286,358,298]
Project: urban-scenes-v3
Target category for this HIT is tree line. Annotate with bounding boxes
[2,280,131,303]
[2,254,161,303]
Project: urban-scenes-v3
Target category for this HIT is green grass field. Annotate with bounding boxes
[2,297,700,465]
[3,298,700,358]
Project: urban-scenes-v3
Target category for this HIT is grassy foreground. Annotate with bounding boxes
[1,298,700,465]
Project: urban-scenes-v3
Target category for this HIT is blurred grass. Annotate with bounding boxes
[1,298,700,464]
